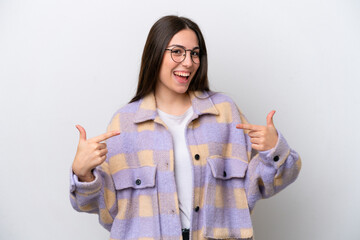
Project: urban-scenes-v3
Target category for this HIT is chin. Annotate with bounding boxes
[173,85,190,94]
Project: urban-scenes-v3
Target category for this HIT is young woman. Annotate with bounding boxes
[70,15,301,240]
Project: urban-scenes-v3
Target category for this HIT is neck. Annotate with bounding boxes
[155,89,191,116]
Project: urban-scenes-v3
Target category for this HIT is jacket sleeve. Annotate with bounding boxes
[69,148,118,231]
[237,109,302,212]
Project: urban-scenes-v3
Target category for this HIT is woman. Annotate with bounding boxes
[70,15,301,240]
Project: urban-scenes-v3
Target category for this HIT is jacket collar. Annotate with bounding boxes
[133,91,219,124]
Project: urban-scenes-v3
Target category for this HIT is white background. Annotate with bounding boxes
[0,0,359,239]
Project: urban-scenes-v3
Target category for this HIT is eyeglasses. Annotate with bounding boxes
[165,45,200,64]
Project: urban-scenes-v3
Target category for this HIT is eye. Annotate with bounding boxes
[171,48,184,56]
[191,51,200,57]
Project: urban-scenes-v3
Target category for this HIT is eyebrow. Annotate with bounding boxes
[167,44,200,50]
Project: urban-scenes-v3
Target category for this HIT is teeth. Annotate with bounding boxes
[174,72,190,77]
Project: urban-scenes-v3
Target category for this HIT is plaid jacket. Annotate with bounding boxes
[70,91,301,240]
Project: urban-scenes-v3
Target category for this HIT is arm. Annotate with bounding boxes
[69,125,120,230]
[236,111,302,211]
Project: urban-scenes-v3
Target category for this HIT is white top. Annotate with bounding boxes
[157,107,194,229]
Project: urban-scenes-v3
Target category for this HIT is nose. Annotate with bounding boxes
[181,50,193,67]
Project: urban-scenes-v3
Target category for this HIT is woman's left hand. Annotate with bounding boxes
[236,110,279,151]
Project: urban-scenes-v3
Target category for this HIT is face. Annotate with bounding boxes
[156,29,200,97]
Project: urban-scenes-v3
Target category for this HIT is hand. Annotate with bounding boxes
[236,110,278,151]
[72,125,120,182]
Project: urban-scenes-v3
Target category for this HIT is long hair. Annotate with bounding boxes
[130,15,209,103]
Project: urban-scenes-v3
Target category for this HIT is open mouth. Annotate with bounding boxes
[173,71,191,83]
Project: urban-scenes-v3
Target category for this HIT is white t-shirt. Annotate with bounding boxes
[157,107,194,229]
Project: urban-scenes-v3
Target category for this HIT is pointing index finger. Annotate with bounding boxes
[236,123,262,131]
[90,130,121,143]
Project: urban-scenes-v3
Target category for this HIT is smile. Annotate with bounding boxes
[173,71,191,84]
[174,71,191,78]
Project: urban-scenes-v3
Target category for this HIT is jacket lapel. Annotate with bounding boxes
[133,91,219,124]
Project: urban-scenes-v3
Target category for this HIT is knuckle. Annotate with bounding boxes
[95,158,102,166]
[98,155,106,164]
[94,150,101,157]
[91,143,98,150]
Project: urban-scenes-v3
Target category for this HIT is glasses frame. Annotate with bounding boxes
[165,45,200,64]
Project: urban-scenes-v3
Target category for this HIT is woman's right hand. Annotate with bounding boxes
[72,125,120,182]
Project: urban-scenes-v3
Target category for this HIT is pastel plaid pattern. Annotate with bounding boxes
[70,91,301,240]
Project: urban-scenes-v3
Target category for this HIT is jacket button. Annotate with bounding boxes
[273,156,280,162]
[135,179,141,185]
[194,154,200,160]
[223,171,227,177]
[194,206,200,212]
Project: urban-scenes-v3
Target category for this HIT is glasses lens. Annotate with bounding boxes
[171,47,185,63]
[191,50,200,64]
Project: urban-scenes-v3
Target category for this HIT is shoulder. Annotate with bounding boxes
[205,91,247,123]
[106,99,141,132]
[203,91,241,114]
[112,100,141,117]
[207,91,237,105]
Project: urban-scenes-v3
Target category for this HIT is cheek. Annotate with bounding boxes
[158,63,174,85]
[160,59,176,77]
[161,65,172,78]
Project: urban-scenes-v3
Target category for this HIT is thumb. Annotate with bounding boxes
[266,110,276,127]
[75,125,87,142]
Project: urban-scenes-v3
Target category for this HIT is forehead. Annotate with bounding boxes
[168,29,199,48]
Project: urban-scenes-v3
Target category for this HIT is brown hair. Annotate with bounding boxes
[130,15,209,103]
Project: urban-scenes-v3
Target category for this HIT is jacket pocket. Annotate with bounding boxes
[203,156,253,239]
[113,165,157,190]
[112,166,161,239]
[208,156,248,180]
